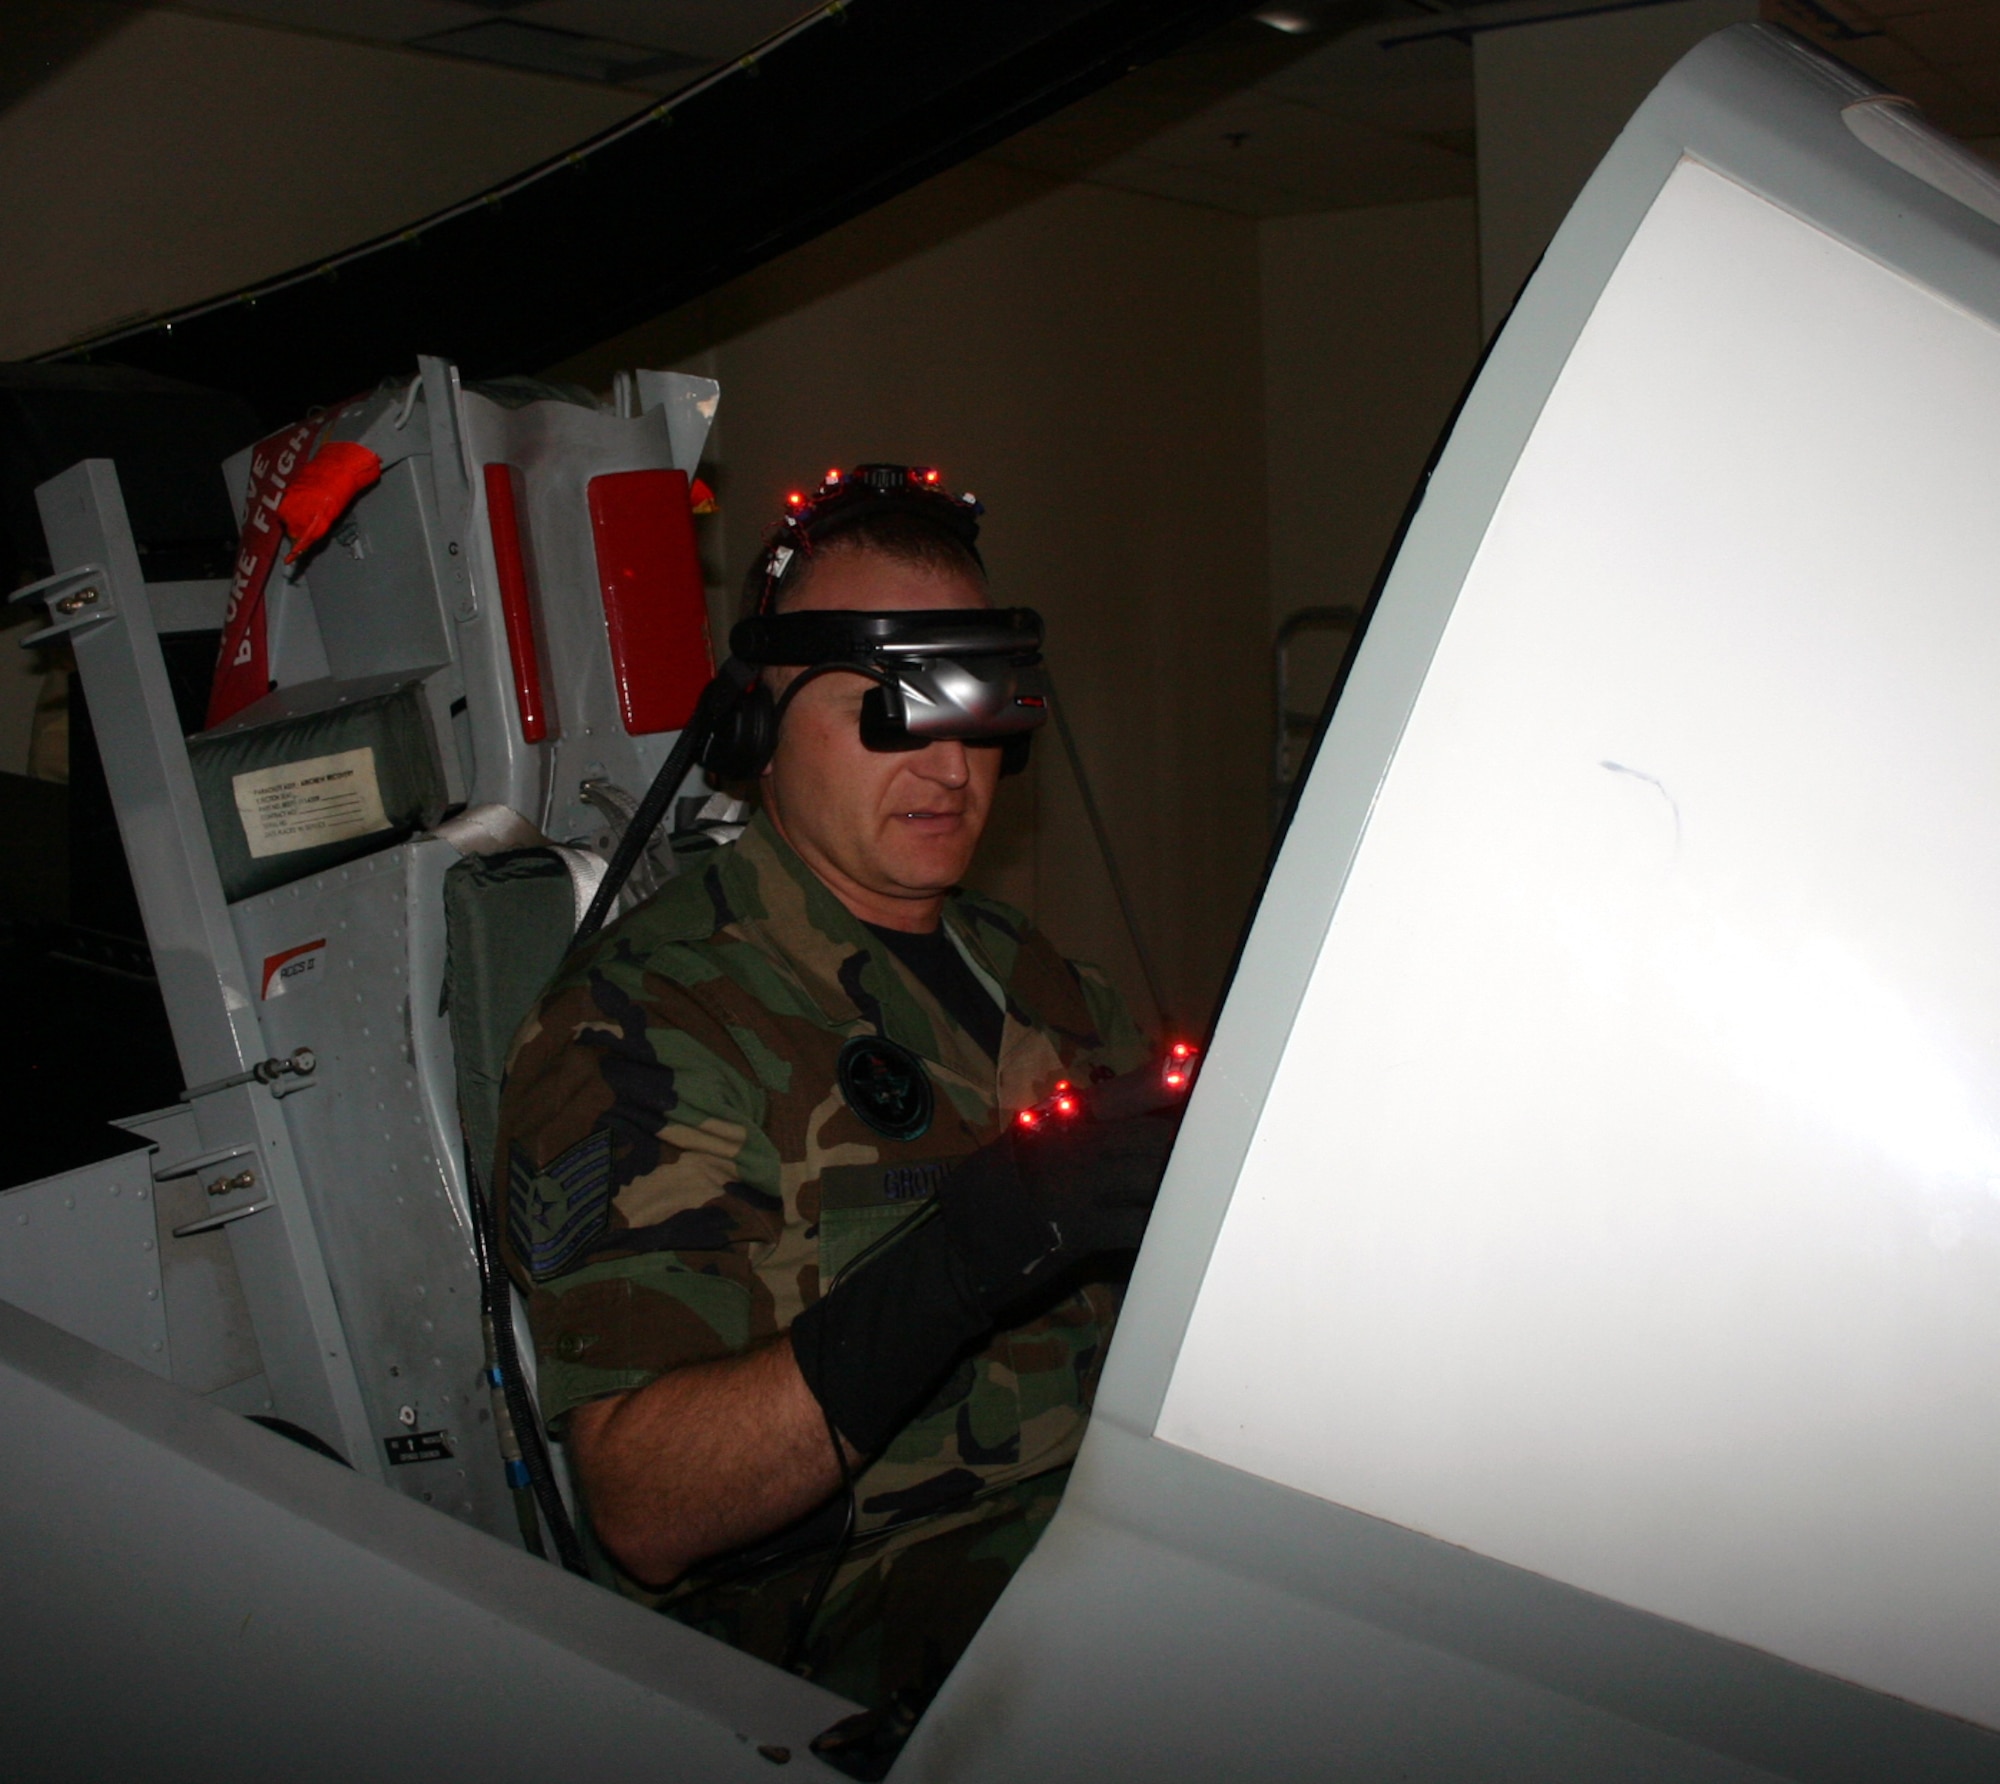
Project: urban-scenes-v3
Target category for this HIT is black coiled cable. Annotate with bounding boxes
[465,1144,588,1575]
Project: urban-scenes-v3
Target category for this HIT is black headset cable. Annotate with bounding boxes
[573,667,746,944]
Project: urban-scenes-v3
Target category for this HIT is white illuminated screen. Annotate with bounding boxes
[1158,159,2000,1728]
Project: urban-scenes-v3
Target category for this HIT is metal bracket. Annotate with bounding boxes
[172,1198,274,1239]
[11,562,115,645]
[152,1141,256,1183]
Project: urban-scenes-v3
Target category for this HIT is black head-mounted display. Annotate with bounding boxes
[729,606,1046,757]
[695,465,1046,780]
[578,466,1041,942]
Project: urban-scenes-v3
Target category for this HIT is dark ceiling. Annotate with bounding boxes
[23,0,2000,413]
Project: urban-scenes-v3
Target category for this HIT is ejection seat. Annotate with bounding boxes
[10,359,720,1546]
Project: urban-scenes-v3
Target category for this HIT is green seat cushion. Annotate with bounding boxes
[442,848,578,1195]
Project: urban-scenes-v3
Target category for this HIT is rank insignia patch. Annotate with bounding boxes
[837,1035,934,1141]
[508,1130,612,1282]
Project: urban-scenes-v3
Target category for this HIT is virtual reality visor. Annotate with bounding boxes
[729,607,1048,753]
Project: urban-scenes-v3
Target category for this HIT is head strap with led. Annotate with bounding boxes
[759,463,985,613]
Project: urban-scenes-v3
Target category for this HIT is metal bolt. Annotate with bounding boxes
[398,1404,417,1427]
[205,1168,256,1198]
[251,1047,314,1083]
[53,587,99,615]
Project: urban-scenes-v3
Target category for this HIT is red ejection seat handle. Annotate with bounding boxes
[483,463,550,744]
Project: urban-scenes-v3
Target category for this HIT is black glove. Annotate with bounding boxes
[791,1100,1178,1456]
[931,1114,1175,1313]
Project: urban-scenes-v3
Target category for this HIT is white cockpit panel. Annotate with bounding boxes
[1159,157,2000,1727]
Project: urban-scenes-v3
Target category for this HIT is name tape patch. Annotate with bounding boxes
[819,1158,953,1213]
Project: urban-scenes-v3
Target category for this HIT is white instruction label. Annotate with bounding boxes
[232,747,390,859]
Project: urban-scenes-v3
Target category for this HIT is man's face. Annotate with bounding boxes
[760,547,1002,931]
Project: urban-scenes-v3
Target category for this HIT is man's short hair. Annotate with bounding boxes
[745,506,988,617]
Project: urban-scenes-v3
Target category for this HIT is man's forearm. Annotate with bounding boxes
[566,1334,859,1586]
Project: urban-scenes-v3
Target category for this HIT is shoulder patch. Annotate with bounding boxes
[507,1132,613,1283]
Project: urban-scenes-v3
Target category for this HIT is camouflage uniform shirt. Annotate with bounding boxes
[496,811,1146,1704]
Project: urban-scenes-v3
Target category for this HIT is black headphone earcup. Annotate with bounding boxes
[699,677,779,780]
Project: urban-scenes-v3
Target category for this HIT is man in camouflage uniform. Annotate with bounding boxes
[496,476,1167,1711]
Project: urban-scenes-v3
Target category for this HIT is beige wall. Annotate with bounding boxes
[556,162,1269,1033]
[1261,197,1482,740]
[0,8,640,360]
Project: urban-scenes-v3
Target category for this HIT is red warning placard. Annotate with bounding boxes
[260,937,328,1000]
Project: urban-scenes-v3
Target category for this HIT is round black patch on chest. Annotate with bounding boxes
[836,1035,934,1141]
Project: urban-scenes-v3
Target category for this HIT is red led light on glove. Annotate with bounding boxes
[1017,1078,1073,1130]
[1011,1047,1200,1130]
